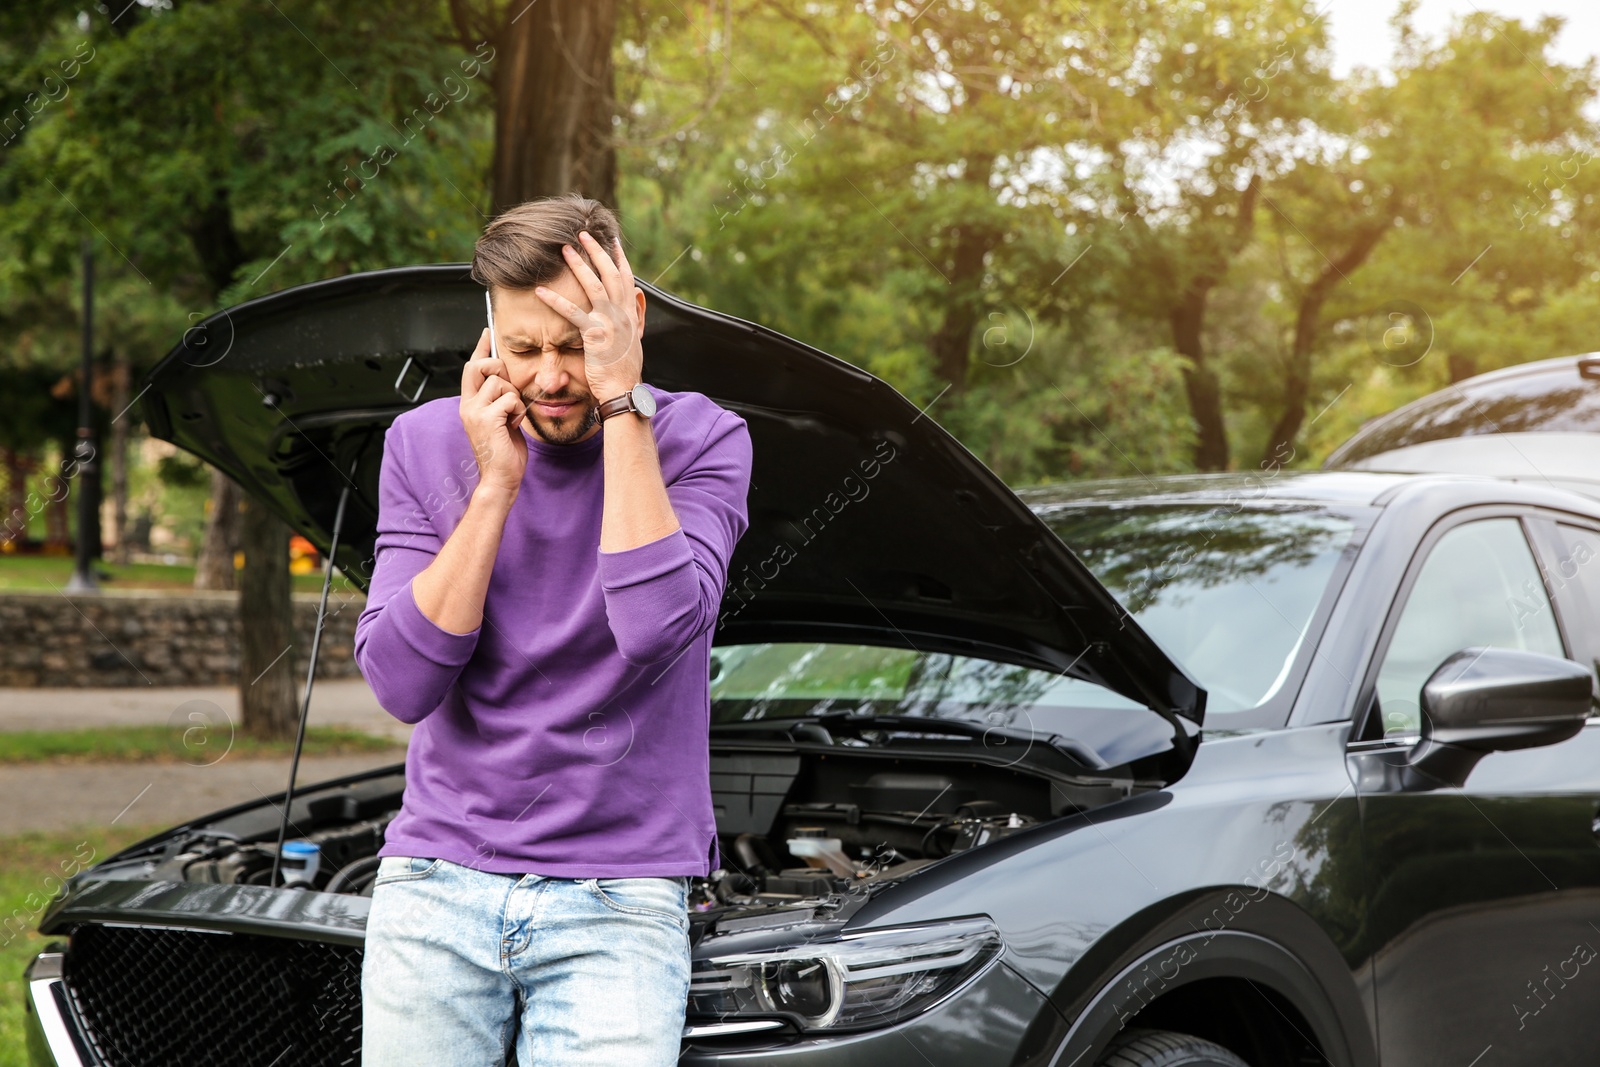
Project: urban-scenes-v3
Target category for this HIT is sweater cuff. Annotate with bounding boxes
[597,526,695,589]
[388,577,482,665]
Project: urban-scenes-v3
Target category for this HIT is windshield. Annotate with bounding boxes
[1043,504,1356,715]
[710,504,1357,731]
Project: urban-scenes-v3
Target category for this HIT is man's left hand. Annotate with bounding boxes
[534,230,644,402]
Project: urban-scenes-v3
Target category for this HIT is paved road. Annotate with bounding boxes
[0,679,411,834]
[0,677,413,742]
[0,753,404,835]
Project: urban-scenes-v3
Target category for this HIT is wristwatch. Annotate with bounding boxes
[597,382,657,422]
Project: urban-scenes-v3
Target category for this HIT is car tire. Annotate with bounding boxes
[1096,1028,1252,1067]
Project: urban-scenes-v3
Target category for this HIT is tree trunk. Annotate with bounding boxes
[489,0,618,209]
[108,350,129,564]
[1260,223,1389,465]
[3,449,31,544]
[187,186,249,589]
[930,222,1000,393]
[1161,175,1260,472]
[194,468,240,590]
[182,180,301,738]
[44,475,69,548]
[238,495,298,741]
[185,188,248,296]
[1171,291,1229,471]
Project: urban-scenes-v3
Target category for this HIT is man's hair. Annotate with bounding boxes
[471,194,623,299]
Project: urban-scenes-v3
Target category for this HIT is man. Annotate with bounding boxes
[353,193,752,1065]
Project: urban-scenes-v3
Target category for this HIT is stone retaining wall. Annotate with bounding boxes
[0,589,369,687]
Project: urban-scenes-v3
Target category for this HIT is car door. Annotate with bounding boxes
[1349,508,1600,1067]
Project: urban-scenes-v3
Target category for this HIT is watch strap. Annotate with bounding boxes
[597,392,635,422]
[599,383,654,422]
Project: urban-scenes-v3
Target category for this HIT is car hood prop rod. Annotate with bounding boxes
[270,458,357,888]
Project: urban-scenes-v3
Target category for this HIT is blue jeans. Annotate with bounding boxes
[361,855,691,1065]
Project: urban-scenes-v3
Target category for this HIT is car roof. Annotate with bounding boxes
[1014,469,1600,519]
[1326,352,1600,467]
[1014,470,1411,509]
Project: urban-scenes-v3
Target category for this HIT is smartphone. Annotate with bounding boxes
[484,289,499,361]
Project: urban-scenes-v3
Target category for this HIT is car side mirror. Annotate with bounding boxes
[1405,647,1593,789]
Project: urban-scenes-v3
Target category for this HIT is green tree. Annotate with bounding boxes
[0,0,491,737]
[617,1,1326,477]
[1248,2,1600,466]
[1078,0,1336,470]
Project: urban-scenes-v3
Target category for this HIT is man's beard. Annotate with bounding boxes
[522,391,600,445]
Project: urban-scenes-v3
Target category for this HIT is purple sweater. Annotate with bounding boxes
[353,384,752,876]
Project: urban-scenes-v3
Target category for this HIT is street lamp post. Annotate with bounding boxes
[64,237,100,595]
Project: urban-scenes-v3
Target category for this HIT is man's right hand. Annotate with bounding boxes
[460,327,528,497]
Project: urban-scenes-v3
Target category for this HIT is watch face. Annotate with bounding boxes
[631,382,657,417]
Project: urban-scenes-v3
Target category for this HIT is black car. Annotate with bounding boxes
[1326,351,1600,501]
[22,271,1600,1067]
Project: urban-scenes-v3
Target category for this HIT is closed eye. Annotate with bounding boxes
[508,344,585,356]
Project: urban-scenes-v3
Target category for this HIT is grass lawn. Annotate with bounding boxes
[0,555,360,596]
[0,725,400,1059]
[0,822,171,1065]
[0,725,402,765]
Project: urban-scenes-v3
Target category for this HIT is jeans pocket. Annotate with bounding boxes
[371,855,443,887]
[586,876,689,931]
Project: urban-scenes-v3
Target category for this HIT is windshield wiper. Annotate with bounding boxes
[710,712,1110,771]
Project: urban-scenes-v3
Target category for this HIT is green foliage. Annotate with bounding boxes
[615,0,1212,478]
[155,451,207,490]
[1229,2,1600,465]
[0,364,75,452]
[950,313,1199,484]
[0,1,492,387]
[615,0,1600,480]
[0,0,496,565]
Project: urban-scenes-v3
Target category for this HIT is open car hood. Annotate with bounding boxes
[140,265,1204,726]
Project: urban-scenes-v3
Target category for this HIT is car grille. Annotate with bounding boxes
[61,922,364,1066]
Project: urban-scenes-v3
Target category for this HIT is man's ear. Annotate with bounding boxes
[634,286,646,330]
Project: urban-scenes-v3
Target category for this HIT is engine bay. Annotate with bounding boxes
[689,750,1133,911]
[110,749,1141,911]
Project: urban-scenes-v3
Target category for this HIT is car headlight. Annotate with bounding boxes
[687,917,1002,1032]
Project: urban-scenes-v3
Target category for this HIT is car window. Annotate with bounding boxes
[1375,518,1565,737]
